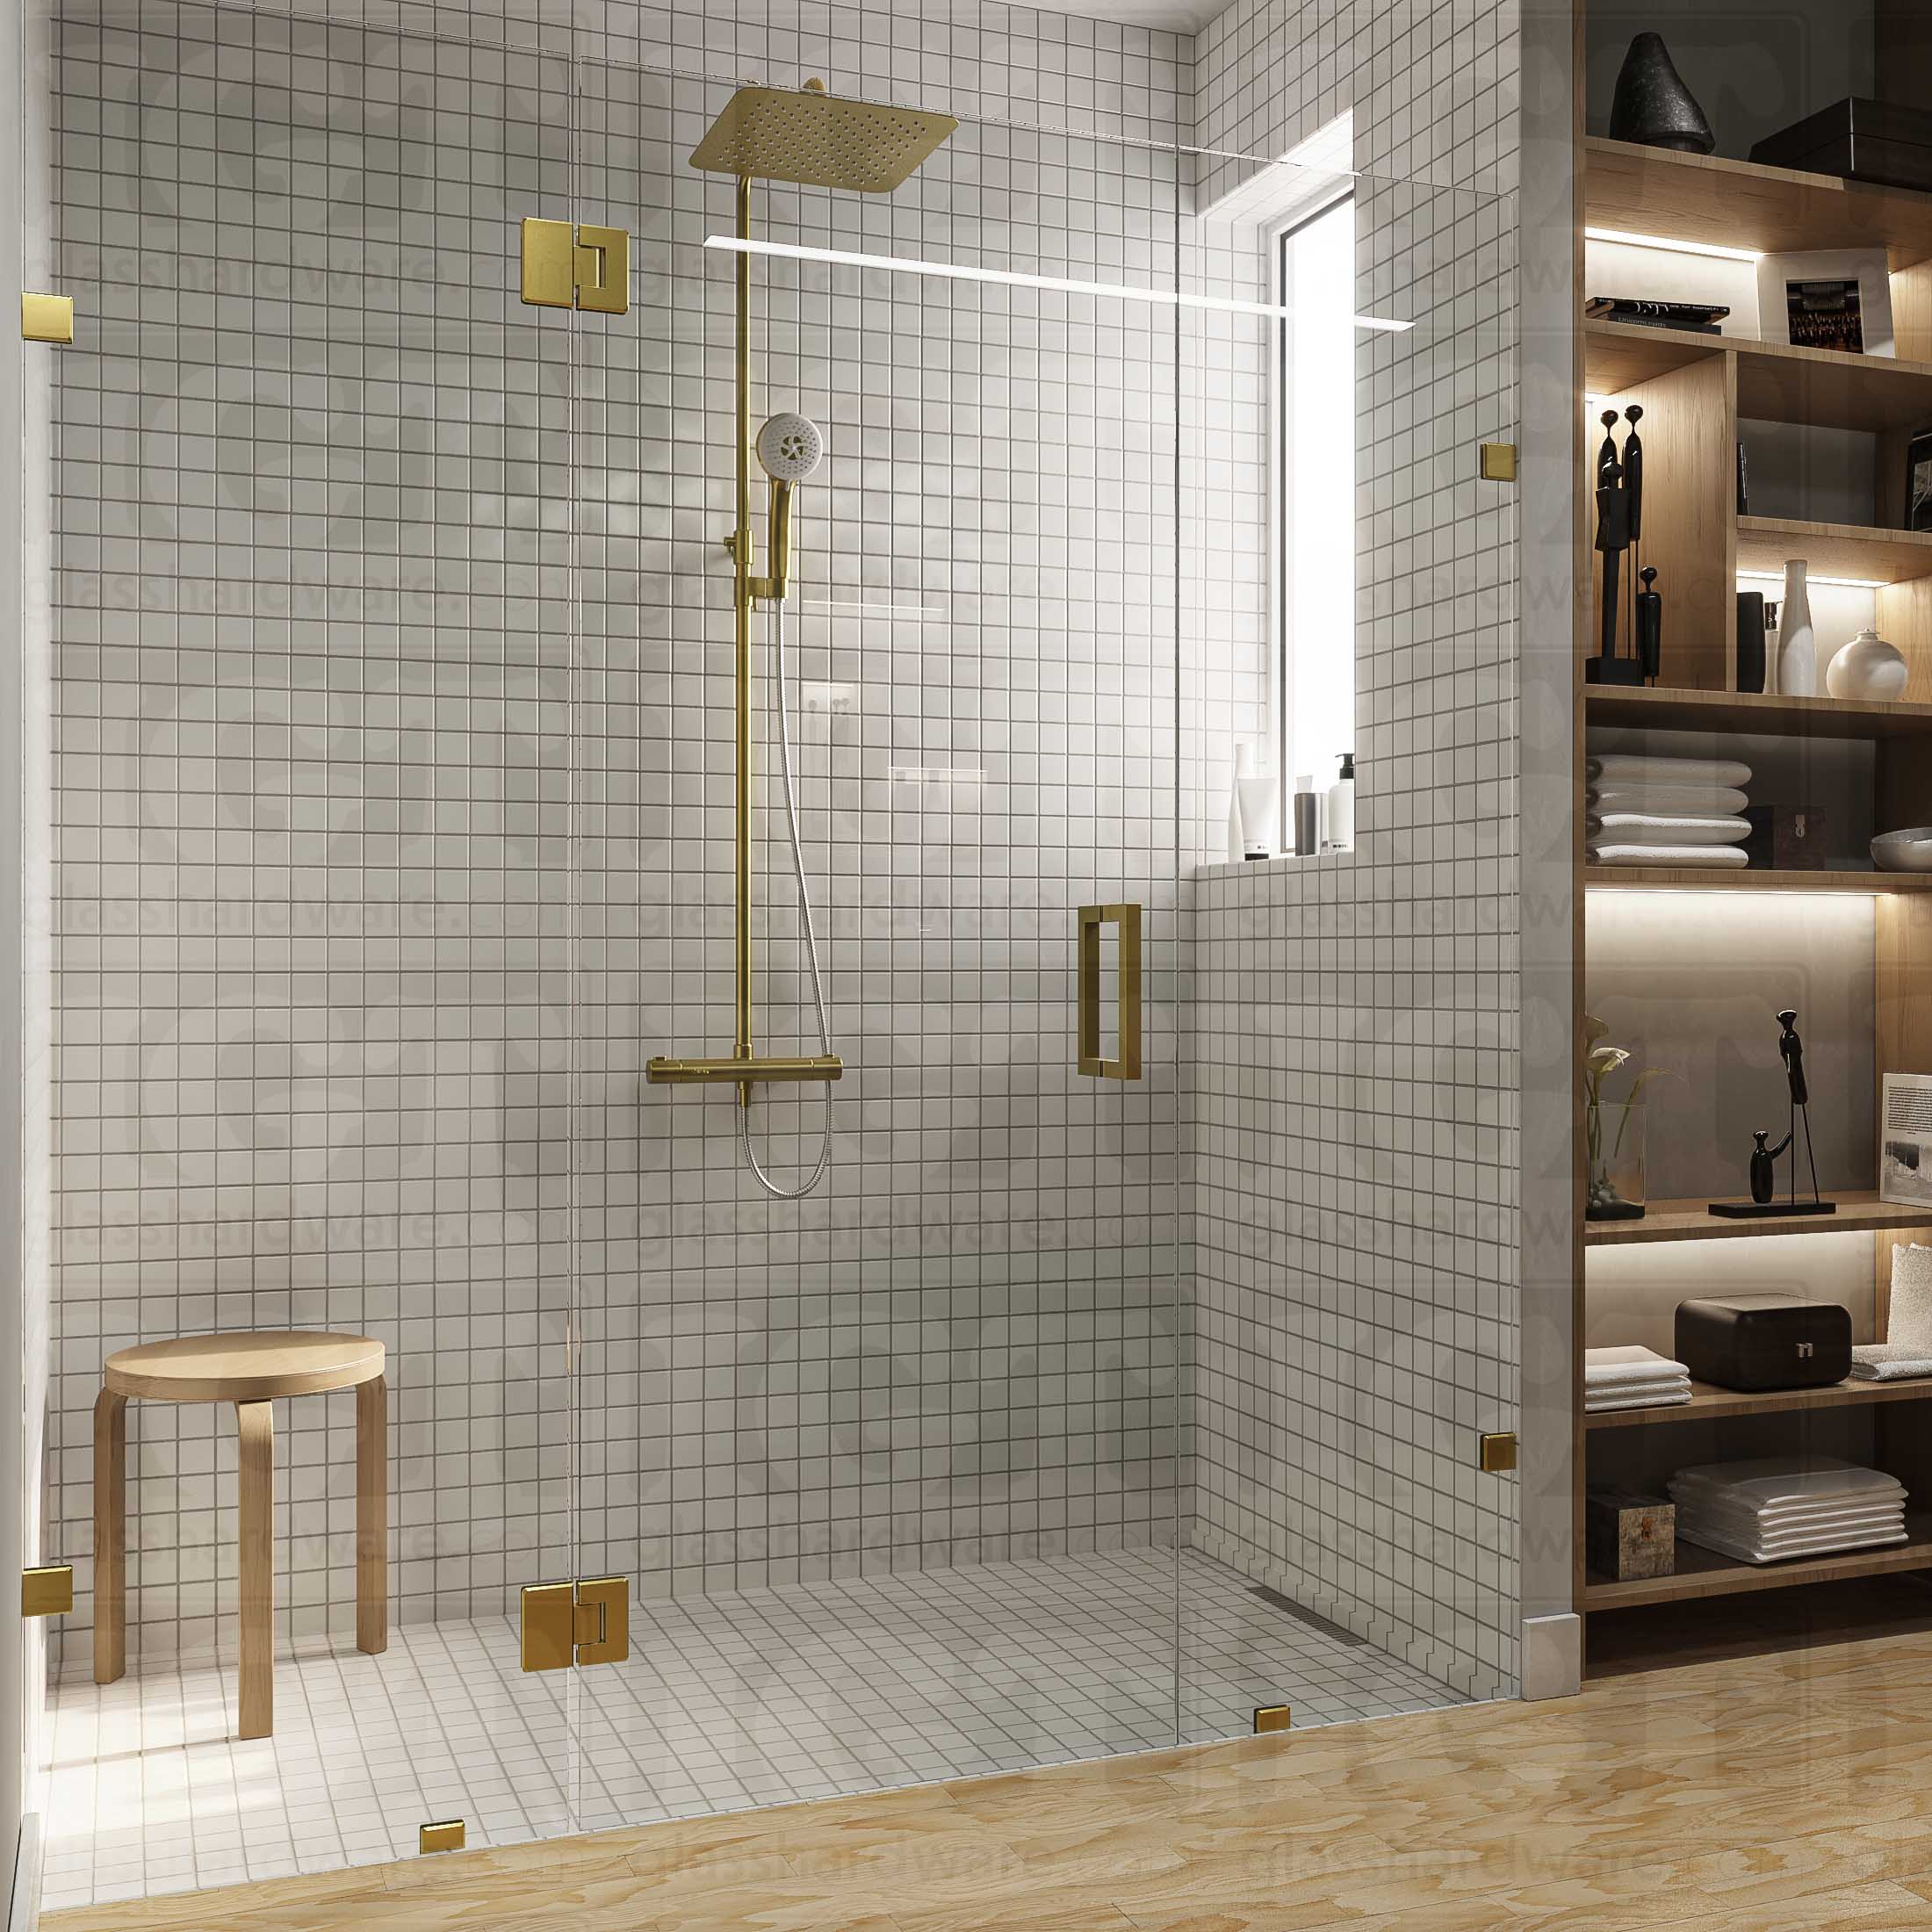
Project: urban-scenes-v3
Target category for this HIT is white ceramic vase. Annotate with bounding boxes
[1777,560,1815,698]
[1826,626,1909,702]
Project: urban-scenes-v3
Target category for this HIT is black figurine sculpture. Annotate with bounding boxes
[1587,407,1647,686]
[1608,32,1716,155]
[1711,1007,1838,1219]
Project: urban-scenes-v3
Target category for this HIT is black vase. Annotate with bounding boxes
[1736,591,1767,693]
[1609,33,1716,155]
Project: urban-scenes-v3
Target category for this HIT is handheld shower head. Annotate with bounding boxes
[757,412,825,483]
[756,414,823,598]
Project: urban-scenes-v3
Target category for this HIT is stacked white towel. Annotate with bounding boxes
[1847,1245,1932,1380]
[1669,1456,1908,1564]
[1587,754,1753,869]
[1850,1344,1932,1382]
[1584,1344,1692,1413]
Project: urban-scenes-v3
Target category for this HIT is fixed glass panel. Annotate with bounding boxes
[1179,156,1520,1740]
[569,66,1186,1827]
[32,8,580,1908]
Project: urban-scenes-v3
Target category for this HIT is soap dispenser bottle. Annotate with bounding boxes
[1324,752,1355,852]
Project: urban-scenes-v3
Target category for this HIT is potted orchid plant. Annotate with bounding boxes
[1584,1014,1674,1222]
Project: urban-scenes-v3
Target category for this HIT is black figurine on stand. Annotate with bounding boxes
[1710,1008,1838,1219]
[1586,407,1661,686]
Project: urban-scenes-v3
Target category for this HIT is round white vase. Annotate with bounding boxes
[1777,560,1815,698]
[1825,626,1909,702]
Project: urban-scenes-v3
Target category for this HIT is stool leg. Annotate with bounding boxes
[356,1374,387,1654]
[235,1400,274,1740]
[92,1389,126,1684]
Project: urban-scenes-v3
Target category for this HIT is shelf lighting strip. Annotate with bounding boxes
[1736,569,1889,591]
[1585,226,1763,263]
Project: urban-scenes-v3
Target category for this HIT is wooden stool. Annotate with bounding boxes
[94,1331,387,1739]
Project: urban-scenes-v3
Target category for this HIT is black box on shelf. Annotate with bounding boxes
[1675,1294,1851,1392]
[1750,97,1932,194]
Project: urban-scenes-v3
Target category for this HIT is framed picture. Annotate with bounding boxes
[1907,428,1932,533]
[1755,249,1894,357]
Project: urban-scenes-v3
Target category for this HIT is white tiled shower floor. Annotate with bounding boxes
[40,1546,1464,1912]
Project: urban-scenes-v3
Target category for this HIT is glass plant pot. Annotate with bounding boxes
[1586,1101,1647,1222]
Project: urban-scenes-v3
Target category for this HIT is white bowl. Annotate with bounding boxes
[1873,828,1932,873]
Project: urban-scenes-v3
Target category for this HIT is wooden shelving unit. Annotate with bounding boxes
[1584,1375,1932,1430]
[1571,20,1932,1672]
[1584,1191,1932,1248]
[1582,1517,1932,1611]
[1584,866,1932,894]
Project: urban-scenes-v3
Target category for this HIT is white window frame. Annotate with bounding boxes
[1266,184,1357,822]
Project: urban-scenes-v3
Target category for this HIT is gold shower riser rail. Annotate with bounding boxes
[646,1055,844,1086]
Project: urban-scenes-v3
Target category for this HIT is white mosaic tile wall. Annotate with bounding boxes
[45,0,1189,1670]
[1185,0,1522,1704]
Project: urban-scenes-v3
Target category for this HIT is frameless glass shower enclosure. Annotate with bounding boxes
[7,0,1522,1914]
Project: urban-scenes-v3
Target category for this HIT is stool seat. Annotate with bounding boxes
[105,1331,385,1404]
[95,1328,387,1739]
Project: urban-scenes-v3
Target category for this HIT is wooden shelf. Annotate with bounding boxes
[1585,322,1932,434]
[1584,1190,1932,1247]
[1585,684,1932,739]
[1585,1376,1932,1431]
[1582,1515,1932,1609]
[1585,137,1932,272]
[1738,515,1932,586]
[1584,866,1932,894]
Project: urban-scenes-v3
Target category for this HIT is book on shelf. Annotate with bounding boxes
[1586,296,1731,335]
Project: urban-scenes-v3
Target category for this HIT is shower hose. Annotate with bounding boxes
[739,599,833,1200]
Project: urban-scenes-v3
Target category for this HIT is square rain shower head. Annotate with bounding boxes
[689,86,957,193]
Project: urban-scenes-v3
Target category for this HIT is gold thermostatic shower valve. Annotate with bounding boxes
[519,219,630,314]
[520,1575,630,1671]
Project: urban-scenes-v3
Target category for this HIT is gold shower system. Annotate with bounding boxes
[646,82,955,1105]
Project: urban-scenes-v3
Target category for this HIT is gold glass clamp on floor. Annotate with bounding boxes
[646,1054,844,1086]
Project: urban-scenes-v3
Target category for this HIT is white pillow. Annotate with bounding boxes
[1888,1243,1932,1353]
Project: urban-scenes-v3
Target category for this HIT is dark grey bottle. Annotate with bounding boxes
[1608,33,1716,155]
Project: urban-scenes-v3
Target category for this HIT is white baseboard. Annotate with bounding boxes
[8,1813,40,1932]
[1520,1613,1582,1701]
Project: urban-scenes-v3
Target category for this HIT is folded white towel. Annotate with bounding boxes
[1585,1345,1692,1387]
[1684,1499,1908,1546]
[1585,1386,1693,1413]
[1888,1244,1932,1355]
[1676,1520,1907,1565]
[1679,1489,1903,1525]
[1669,1457,1906,1510]
[1850,1342,1932,1381]
[1589,812,1753,846]
[1589,754,1753,789]
[1590,784,1749,817]
[1590,844,1750,869]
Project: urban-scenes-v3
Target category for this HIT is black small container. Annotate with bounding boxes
[1675,1294,1851,1393]
[1736,592,1767,694]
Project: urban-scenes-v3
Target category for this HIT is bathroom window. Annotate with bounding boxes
[1273,190,1357,804]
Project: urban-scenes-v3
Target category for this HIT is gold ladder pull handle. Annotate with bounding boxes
[1077,904,1143,1080]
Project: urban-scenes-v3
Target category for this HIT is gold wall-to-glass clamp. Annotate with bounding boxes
[519,219,630,314]
[1077,904,1143,1079]
[21,293,74,344]
[646,1054,843,1086]
[419,1820,466,1854]
[520,1575,630,1671]
[21,1564,74,1617]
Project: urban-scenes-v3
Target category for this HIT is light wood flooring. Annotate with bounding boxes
[48,1624,1932,1932]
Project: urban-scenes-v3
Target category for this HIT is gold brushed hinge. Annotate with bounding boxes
[21,1565,73,1617]
[520,1575,630,1671]
[520,219,629,314]
[21,294,74,345]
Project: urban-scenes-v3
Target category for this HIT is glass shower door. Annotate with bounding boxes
[567,64,1186,1829]
[25,11,585,1910]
